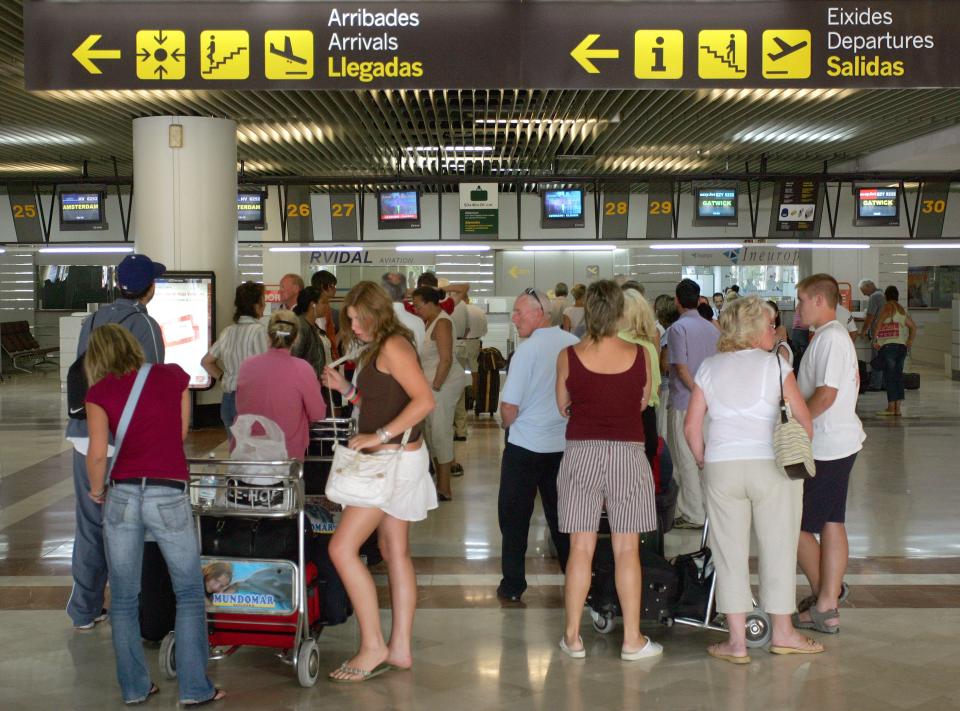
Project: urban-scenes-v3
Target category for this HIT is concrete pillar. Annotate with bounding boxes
[132,116,237,412]
[132,116,237,333]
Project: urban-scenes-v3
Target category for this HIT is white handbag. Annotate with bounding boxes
[322,353,412,509]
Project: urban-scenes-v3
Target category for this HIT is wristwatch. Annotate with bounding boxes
[376,427,393,444]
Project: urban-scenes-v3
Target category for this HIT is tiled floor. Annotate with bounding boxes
[1,366,960,709]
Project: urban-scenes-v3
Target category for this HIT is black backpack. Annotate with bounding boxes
[66,311,135,420]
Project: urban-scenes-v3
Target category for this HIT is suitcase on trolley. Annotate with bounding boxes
[474,347,505,416]
[139,541,177,643]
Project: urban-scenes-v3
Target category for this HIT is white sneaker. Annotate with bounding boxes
[621,638,663,661]
[74,608,108,630]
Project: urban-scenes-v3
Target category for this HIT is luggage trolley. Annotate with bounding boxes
[666,520,772,648]
[158,458,324,687]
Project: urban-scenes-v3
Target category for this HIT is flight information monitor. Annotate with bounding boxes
[150,271,216,390]
[59,191,107,231]
[855,187,899,226]
[377,190,421,228]
[237,191,266,230]
[541,189,585,228]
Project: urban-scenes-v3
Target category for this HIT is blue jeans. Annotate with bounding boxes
[67,448,109,626]
[220,390,237,436]
[102,483,215,704]
[880,343,908,404]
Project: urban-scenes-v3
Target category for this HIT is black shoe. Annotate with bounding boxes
[454,435,467,442]
[496,584,526,602]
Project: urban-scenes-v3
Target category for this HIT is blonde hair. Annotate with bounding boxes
[717,296,774,353]
[620,288,658,344]
[571,283,587,302]
[268,310,300,349]
[84,323,145,385]
[339,281,415,367]
[583,280,624,342]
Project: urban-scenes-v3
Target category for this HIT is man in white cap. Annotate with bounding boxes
[65,253,166,631]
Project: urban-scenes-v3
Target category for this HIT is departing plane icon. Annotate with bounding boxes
[767,36,808,61]
[269,35,307,64]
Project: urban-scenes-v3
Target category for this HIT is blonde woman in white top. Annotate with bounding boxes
[413,286,466,501]
[684,296,822,664]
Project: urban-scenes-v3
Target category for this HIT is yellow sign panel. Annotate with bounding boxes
[136,30,186,80]
[634,30,683,79]
[264,30,314,80]
[200,30,249,80]
[698,29,747,79]
[762,30,811,79]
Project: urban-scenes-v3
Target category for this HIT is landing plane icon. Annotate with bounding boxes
[269,35,307,64]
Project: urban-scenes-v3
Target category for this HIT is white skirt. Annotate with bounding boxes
[381,443,438,522]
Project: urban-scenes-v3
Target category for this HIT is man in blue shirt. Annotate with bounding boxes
[666,279,719,529]
[497,289,578,602]
[66,254,166,630]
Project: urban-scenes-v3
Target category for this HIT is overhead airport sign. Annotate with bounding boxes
[459,183,498,238]
[23,1,960,90]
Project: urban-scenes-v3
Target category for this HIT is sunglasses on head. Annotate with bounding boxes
[522,288,544,312]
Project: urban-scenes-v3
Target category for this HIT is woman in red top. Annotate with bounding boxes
[555,280,662,662]
[85,325,222,706]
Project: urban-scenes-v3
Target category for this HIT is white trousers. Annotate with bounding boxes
[667,406,705,525]
[703,459,803,615]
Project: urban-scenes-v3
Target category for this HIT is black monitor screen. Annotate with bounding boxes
[857,188,898,219]
[237,191,265,227]
[378,191,420,221]
[543,190,584,220]
[696,189,737,219]
[60,192,103,224]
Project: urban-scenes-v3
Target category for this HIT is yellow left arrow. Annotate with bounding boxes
[570,34,619,74]
[72,34,121,75]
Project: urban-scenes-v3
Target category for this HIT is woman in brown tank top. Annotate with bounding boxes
[321,281,436,682]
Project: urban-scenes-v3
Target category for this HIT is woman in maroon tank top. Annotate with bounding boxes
[554,280,663,661]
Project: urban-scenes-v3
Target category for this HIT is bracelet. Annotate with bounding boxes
[376,427,393,444]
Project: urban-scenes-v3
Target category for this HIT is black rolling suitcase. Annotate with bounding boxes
[139,541,176,643]
[474,347,505,416]
[904,372,920,390]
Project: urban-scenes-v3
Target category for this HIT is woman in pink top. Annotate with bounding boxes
[236,310,326,459]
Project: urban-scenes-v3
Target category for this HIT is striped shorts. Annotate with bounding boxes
[557,440,657,534]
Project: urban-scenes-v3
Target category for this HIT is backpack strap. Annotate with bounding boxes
[104,364,152,486]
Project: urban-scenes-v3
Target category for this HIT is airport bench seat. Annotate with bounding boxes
[0,320,59,373]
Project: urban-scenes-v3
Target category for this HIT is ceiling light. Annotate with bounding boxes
[475,115,619,126]
[405,146,494,153]
[902,243,960,249]
[0,162,77,173]
[733,126,857,144]
[776,243,869,249]
[396,245,491,252]
[0,247,6,254]
[39,247,134,253]
[0,129,90,146]
[522,244,617,252]
[269,245,364,252]
[237,122,329,145]
[649,243,742,250]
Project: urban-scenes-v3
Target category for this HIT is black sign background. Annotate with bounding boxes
[24,0,960,90]
[7,185,45,244]
[915,181,950,239]
[768,179,824,237]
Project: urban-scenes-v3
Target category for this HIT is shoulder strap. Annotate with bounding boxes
[104,364,153,486]
[774,352,789,425]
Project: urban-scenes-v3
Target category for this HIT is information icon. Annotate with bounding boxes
[634,30,684,80]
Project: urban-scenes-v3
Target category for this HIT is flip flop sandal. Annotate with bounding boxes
[125,683,159,705]
[181,688,225,706]
[770,637,825,655]
[328,662,393,683]
[707,645,750,665]
[792,606,840,634]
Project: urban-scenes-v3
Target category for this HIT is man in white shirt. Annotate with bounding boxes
[809,303,857,343]
[497,289,578,601]
[381,273,425,351]
[794,274,865,635]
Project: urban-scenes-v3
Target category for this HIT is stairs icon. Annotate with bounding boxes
[204,46,247,74]
[700,45,744,73]
[698,30,747,79]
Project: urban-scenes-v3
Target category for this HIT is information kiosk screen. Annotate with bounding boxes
[855,187,899,225]
[150,271,216,390]
[237,191,266,230]
[377,191,421,228]
[59,191,106,230]
[542,189,584,220]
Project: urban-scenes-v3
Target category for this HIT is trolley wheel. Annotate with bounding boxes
[296,637,320,687]
[591,610,617,635]
[744,610,772,649]
[159,632,177,680]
